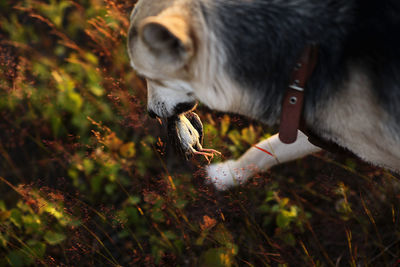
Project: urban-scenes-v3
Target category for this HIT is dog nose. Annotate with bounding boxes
[147,101,197,119]
[173,101,197,115]
[147,109,158,119]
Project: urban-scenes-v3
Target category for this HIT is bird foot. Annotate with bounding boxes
[194,149,221,163]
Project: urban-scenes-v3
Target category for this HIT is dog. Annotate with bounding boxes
[127,0,400,190]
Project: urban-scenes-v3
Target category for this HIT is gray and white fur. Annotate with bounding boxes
[127,0,400,189]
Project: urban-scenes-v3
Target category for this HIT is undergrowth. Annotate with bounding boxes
[1,0,400,266]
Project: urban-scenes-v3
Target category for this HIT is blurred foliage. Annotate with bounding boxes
[1,0,400,266]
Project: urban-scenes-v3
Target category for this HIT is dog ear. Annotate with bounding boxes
[138,16,193,65]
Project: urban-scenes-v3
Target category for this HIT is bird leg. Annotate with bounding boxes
[193,148,221,163]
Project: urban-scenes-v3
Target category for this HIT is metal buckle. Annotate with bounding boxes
[289,84,304,92]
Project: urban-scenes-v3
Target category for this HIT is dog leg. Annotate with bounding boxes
[206,130,321,190]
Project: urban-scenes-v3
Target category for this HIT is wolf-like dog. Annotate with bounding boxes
[127,0,400,190]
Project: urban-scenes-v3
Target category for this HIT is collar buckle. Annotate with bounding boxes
[278,45,318,144]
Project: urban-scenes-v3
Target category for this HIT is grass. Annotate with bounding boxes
[1,0,400,266]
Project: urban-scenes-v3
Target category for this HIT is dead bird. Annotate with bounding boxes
[168,112,220,162]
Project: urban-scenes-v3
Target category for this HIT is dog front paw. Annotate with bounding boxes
[206,160,248,190]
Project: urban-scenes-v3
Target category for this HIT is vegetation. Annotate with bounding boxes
[1,0,400,266]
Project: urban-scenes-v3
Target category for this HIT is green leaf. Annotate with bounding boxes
[89,85,104,97]
[280,198,290,207]
[0,200,6,211]
[262,216,273,227]
[50,113,62,137]
[66,91,83,112]
[228,130,242,146]
[105,183,116,195]
[271,204,280,213]
[7,250,26,267]
[345,158,357,170]
[127,196,141,205]
[0,210,11,221]
[173,239,184,254]
[200,248,233,267]
[90,175,104,194]
[276,212,291,229]
[280,233,296,246]
[264,191,275,203]
[85,52,98,65]
[10,209,22,228]
[44,231,66,245]
[163,231,177,240]
[258,204,270,213]
[125,206,139,224]
[22,214,41,233]
[0,232,8,247]
[151,211,165,222]
[23,240,46,259]
[220,115,230,136]
[241,126,257,145]
[83,159,94,175]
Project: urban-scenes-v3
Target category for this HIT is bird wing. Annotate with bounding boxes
[185,112,203,145]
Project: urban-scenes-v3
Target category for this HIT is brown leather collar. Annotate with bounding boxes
[279,45,318,144]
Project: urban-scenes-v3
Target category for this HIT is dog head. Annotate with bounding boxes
[127,0,197,118]
[127,0,259,120]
